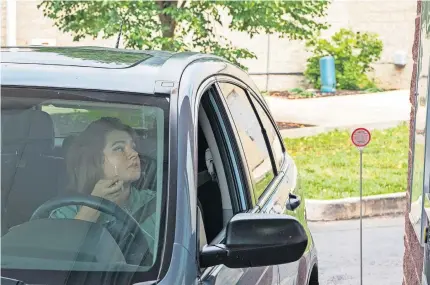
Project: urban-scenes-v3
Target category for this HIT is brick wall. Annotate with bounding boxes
[403,1,424,284]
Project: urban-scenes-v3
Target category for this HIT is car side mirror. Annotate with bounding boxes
[199,213,308,268]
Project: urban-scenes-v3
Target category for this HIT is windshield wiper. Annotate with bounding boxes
[1,276,28,285]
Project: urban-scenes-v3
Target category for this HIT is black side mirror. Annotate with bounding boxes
[200,213,308,268]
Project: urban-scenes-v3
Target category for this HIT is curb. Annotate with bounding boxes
[305,192,407,222]
[280,120,407,139]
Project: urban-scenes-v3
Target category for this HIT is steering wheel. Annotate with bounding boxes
[30,194,154,266]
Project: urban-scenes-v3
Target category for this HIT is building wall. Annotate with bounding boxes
[223,0,417,91]
[4,0,417,91]
[403,1,424,285]
[1,1,7,45]
[14,1,117,47]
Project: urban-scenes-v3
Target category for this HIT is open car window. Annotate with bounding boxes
[1,87,169,282]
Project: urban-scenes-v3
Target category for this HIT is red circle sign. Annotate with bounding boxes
[351,128,371,147]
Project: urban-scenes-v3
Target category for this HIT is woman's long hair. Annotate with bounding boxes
[66,117,136,194]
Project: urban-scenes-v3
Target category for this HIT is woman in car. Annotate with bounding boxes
[50,117,156,251]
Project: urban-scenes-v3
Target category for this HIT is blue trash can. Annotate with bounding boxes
[319,56,336,93]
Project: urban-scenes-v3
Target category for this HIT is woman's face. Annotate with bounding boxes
[103,130,141,183]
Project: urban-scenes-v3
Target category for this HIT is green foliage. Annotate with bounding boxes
[38,0,330,69]
[304,28,383,90]
[289,88,314,98]
[289,87,304,93]
[364,87,385,93]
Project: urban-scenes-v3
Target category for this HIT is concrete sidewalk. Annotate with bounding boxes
[306,192,407,221]
[266,90,410,129]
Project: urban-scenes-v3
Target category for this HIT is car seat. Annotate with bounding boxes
[1,109,62,232]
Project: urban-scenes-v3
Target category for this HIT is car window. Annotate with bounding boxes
[249,95,284,170]
[218,82,275,201]
[1,87,169,279]
[41,104,158,139]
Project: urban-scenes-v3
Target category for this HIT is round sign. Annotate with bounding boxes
[351,128,371,148]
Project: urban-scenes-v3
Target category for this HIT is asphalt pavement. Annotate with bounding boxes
[308,215,404,285]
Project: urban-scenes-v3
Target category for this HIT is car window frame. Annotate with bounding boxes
[0,85,173,284]
[194,81,257,276]
[215,79,281,205]
[195,80,254,213]
[196,77,289,281]
[203,88,252,211]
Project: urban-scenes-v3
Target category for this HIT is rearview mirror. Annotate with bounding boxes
[200,213,308,268]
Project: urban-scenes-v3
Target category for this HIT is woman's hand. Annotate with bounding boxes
[91,178,125,205]
[75,178,127,222]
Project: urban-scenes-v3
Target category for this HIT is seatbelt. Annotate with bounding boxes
[197,171,212,188]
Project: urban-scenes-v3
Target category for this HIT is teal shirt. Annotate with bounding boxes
[49,187,157,254]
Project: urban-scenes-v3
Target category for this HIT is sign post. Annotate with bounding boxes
[351,128,371,285]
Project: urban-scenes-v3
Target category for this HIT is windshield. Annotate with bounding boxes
[1,87,169,283]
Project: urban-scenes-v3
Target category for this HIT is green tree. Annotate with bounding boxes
[38,0,330,68]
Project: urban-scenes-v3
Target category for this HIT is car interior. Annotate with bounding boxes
[0,88,233,271]
[0,98,159,238]
[196,91,237,253]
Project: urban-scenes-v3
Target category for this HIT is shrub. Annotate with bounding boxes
[304,28,383,90]
[289,88,314,98]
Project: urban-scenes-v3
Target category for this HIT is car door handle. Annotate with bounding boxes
[286,193,301,211]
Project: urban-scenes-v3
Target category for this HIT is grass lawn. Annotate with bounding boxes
[284,123,409,200]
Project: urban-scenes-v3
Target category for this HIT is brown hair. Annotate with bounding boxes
[66,117,136,194]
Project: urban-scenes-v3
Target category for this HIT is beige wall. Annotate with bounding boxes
[1,1,7,46]
[4,0,417,91]
[226,0,417,91]
[13,1,117,47]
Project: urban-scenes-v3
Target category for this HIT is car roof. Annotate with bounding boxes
[1,46,173,68]
[1,46,227,94]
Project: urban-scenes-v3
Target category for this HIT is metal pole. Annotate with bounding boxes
[265,34,270,92]
[359,148,363,285]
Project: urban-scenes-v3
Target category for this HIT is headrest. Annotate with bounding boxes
[61,135,76,157]
[2,109,54,154]
[135,136,157,159]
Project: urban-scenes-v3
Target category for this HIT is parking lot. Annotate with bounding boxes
[309,216,404,285]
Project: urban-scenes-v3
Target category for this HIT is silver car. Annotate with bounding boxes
[1,46,318,285]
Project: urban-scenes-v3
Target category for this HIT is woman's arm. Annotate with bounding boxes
[49,205,100,222]
[75,206,101,222]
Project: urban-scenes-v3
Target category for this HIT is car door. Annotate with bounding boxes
[246,91,312,285]
[216,80,313,285]
[198,85,279,285]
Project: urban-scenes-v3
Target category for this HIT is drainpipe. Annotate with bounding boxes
[6,0,17,46]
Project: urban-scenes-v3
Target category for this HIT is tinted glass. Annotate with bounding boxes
[249,95,284,169]
[218,83,274,200]
[1,87,168,280]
